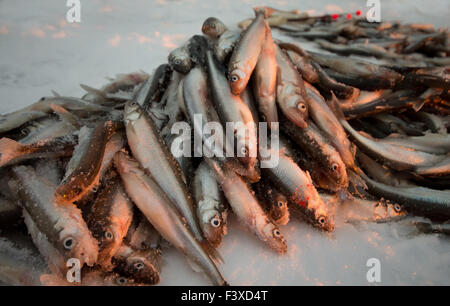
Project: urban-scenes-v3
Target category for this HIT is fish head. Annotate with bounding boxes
[89,221,122,269]
[228,68,247,95]
[199,204,228,248]
[283,94,308,128]
[326,153,348,189]
[168,49,192,74]
[114,249,161,285]
[124,100,144,125]
[314,213,335,232]
[269,193,289,222]
[260,219,287,254]
[202,17,227,38]
[55,205,99,267]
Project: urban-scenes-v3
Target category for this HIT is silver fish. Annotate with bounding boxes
[124,101,212,249]
[228,11,266,95]
[11,166,98,274]
[194,161,228,248]
[87,175,134,270]
[275,44,308,129]
[114,152,227,285]
[0,134,77,169]
[253,20,278,126]
[206,158,287,253]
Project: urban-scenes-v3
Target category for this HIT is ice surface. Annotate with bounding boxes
[0,0,449,285]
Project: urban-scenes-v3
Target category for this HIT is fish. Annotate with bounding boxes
[333,98,447,171]
[228,10,266,95]
[279,42,359,100]
[360,171,450,219]
[194,161,228,247]
[124,101,218,253]
[87,175,134,270]
[259,147,335,231]
[305,85,356,170]
[127,218,163,251]
[55,121,124,202]
[0,235,48,286]
[252,20,278,126]
[112,244,161,285]
[205,158,287,253]
[378,133,450,155]
[202,17,228,38]
[10,166,98,274]
[0,134,77,169]
[168,38,195,74]
[415,156,450,177]
[282,118,348,190]
[254,178,290,226]
[412,220,450,235]
[114,152,227,286]
[214,30,240,63]
[183,66,228,161]
[357,151,413,187]
[142,64,173,111]
[308,52,404,90]
[338,112,446,171]
[0,97,110,134]
[275,44,308,129]
[325,193,407,224]
[342,89,429,119]
[206,50,260,182]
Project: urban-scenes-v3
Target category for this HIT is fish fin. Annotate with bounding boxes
[51,90,61,97]
[200,240,224,265]
[412,99,426,112]
[0,138,24,167]
[80,84,107,99]
[49,104,81,128]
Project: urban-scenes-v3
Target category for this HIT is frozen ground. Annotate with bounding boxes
[0,0,449,285]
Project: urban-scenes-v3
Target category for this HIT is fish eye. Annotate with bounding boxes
[393,203,402,212]
[230,75,239,82]
[116,277,127,285]
[134,261,145,270]
[331,163,338,171]
[92,186,99,193]
[277,201,284,208]
[63,237,74,250]
[318,216,326,225]
[210,217,221,228]
[297,103,306,111]
[21,128,30,135]
[272,229,281,238]
[104,230,114,240]
[210,23,216,28]
[240,147,248,155]
[174,59,181,65]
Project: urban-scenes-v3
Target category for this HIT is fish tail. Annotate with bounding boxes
[80,84,107,100]
[0,138,24,167]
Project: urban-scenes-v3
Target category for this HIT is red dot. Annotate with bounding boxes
[356,10,362,16]
[332,14,339,20]
[346,13,352,19]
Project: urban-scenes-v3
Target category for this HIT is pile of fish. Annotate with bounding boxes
[0,6,449,286]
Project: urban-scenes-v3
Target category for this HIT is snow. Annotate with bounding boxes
[0,0,449,286]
